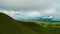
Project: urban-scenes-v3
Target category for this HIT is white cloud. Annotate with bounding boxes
[0,11,21,18]
[43,16,54,19]
[0,2,60,20]
[26,11,41,17]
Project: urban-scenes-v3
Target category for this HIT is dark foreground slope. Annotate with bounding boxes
[0,13,37,34]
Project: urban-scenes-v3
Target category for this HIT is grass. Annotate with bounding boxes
[0,12,37,34]
[17,20,60,34]
[0,12,60,34]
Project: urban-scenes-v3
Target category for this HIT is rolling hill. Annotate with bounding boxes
[0,12,37,34]
[1,12,60,34]
[17,20,60,34]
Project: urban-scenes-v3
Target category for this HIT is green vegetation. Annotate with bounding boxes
[17,20,60,34]
[0,12,60,34]
[0,13,37,34]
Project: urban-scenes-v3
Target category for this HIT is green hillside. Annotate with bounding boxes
[0,12,37,34]
[17,20,60,34]
[1,12,60,34]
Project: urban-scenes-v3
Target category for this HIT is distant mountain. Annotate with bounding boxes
[0,12,37,34]
[27,17,60,22]
[27,17,53,22]
[16,17,55,22]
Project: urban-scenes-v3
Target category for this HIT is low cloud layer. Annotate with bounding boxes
[0,0,60,21]
[0,3,60,20]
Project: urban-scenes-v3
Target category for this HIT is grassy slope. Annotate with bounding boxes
[0,13,37,34]
[1,12,60,34]
[17,20,60,34]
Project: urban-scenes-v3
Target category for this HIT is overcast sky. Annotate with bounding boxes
[0,0,60,20]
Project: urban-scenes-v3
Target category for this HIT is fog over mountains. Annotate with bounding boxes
[0,0,60,21]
